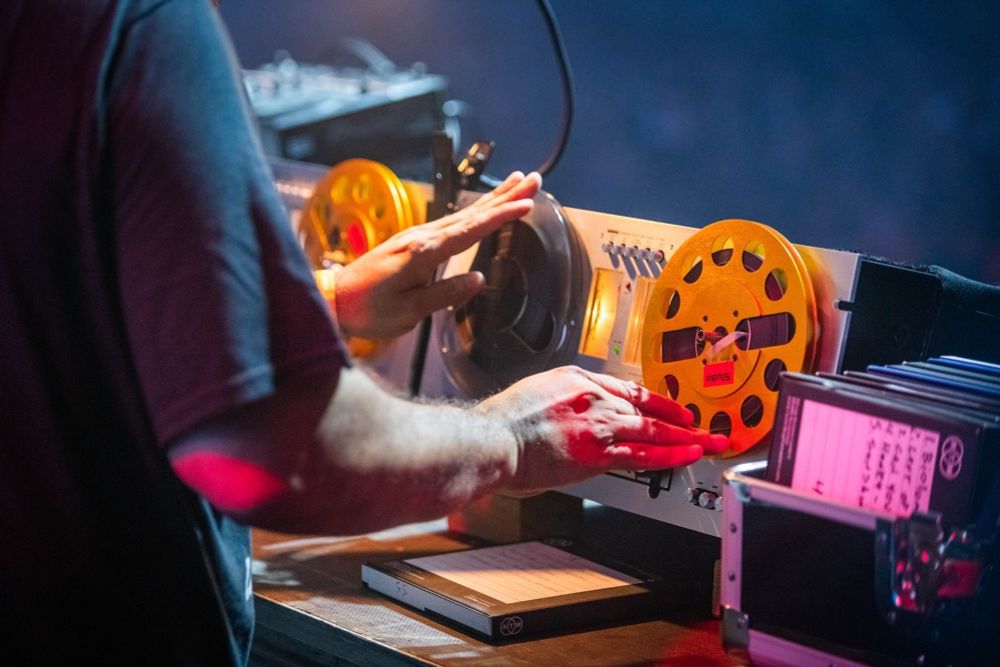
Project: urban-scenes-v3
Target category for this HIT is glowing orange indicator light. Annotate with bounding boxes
[579,268,623,359]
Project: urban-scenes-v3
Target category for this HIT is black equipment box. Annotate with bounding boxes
[244,57,447,180]
[720,462,1000,667]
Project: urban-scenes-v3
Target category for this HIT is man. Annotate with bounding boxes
[0,1,726,663]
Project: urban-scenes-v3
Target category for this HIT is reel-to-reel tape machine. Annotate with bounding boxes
[420,200,868,536]
[273,156,1000,539]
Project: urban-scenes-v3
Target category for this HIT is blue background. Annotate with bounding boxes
[221,1,999,283]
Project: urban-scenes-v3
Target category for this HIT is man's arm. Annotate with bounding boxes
[167,364,727,536]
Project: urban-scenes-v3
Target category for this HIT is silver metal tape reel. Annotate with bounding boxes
[436,191,588,397]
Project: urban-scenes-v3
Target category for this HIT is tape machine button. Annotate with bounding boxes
[697,491,719,510]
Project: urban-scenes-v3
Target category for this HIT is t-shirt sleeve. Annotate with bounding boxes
[108,0,349,444]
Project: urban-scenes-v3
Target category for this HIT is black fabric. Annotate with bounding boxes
[925,265,1000,364]
[0,1,347,663]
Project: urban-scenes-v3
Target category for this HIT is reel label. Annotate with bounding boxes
[704,360,735,387]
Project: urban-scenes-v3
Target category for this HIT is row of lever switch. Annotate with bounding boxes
[600,242,666,264]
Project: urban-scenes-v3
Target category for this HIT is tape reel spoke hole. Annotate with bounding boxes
[740,395,764,428]
[742,240,766,273]
[686,403,702,428]
[709,411,733,437]
[682,255,703,284]
[711,236,735,267]
[661,288,681,320]
[661,374,680,400]
[764,358,786,391]
[765,267,788,301]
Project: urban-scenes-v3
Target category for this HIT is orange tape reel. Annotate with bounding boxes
[640,219,818,456]
[300,158,425,268]
[299,159,425,357]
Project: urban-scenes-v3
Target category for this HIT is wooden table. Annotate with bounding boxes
[249,510,742,667]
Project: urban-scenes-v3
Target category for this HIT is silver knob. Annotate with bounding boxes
[697,491,718,510]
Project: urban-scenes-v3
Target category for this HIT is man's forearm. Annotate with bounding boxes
[168,360,726,536]
[168,366,519,535]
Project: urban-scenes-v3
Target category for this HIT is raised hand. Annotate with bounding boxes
[333,171,542,339]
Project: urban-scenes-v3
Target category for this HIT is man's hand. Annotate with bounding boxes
[333,171,542,339]
[478,366,729,494]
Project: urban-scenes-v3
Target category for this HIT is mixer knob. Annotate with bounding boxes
[600,241,614,254]
[652,249,666,264]
[697,491,718,510]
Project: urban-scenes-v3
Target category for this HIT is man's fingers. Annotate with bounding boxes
[696,431,730,455]
[422,171,541,234]
[432,199,535,259]
[609,416,712,447]
[609,411,730,454]
[581,370,693,427]
[410,272,485,315]
[598,443,704,470]
[472,171,541,210]
[630,387,693,426]
[494,171,541,204]
[411,171,541,267]
[471,171,526,207]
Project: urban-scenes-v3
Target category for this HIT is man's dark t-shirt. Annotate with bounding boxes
[0,1,346,663]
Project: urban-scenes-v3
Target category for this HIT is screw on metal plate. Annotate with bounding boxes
[720,606,750,651]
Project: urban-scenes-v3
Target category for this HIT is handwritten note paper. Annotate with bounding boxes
[791,399,940,516]
[405,541,640,604]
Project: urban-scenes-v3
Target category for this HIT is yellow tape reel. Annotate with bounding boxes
[299,159,425,357]
[640,219,817,456]
[301,158,425,268]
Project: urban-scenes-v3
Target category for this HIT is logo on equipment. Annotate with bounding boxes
[500,616,524,637]
[939,435,965,481]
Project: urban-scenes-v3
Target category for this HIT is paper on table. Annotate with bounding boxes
[404,541,641,604]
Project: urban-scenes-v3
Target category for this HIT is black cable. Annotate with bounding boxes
[476,0,575,189]
[533,0,575,177]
